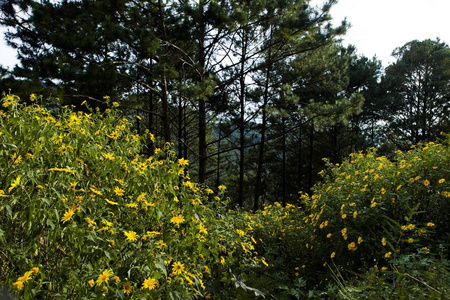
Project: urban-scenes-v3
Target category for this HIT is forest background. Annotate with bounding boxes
[1,0,450,211]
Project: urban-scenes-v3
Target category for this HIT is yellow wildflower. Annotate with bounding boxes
[261,257,269,267]
[123,231,138,242]
[427,222,435,227]
[114,187,125,196]
[422,247,430,254]
[105,198,119,205]
[348,242,357,251]
[123,282,133,294]
[96,269,112,286]
[61,208,75,223]
[170,215,185,227]
[172,262,184,275]
[385,252,392,258]
[88,279,94,287]
[178,158,189,166]
[8,175,21,192]
[142,278,158,290]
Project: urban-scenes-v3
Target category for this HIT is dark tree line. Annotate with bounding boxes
[1,0,449,208]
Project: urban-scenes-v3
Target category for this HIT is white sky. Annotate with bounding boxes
[312,0,450,66]
[1,0,450,69]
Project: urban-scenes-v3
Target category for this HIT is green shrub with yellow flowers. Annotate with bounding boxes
[244,137,450,298]
[1,93,449,299]
[0,94,261,299]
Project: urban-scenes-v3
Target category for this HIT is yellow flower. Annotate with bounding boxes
[218,184,227,191]
[13,281,24,290]
[191,198,201,205]
[113,276,121,283]
[427,222,435,227]
[170,215,185,227]
[353,211,358,218]
[220,256,225,265]
[61,208,75,223]
[88,279,94,287]
[101,152,115,160]
[8,175,21,192]
[408,238,414,243]
[0,190,7,197]
[136,192,147,202]
[90,185,102,195]
[348,242,357,251]
[236,229,245,236]
[105,198,119,205]
[107,131,120,139]
[199,224,208,235]
[31,267,39,274]
[261,257,269,267]
[114,186,125,196]
[341,214,347,219]
[172,262,184,275]
[422,247,430,254]
[423,179,430,186]
[142,231,161,240]
[382,237,387,246]
[96,269,112,286]
[123,231,138,242]
[326,233,332,238]
[357,237,363,244]
[142,278,158,290]
[330,252,336,259]
[123,282,133,294]
[385,252,392,258]
[438,179,445,184]
[178,158,189,166]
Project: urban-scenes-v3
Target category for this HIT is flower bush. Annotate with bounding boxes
[304,140,450,274]
[0,94,259,299]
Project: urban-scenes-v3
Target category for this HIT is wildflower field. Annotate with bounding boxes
[1,94,449,299]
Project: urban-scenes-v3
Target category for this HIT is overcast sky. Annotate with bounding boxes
[312,0,450,66]
[1,0,450,69]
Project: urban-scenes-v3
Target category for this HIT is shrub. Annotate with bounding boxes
[0,94,259,299]
[303,139,450,285]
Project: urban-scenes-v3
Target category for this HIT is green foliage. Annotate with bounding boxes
[305,139,450,273]
[0,94,259,299]
[238,135,450,298]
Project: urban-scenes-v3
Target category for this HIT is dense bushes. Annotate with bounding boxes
[0,94,260,299]
[1,93,449,299]
[245,137,450,298]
